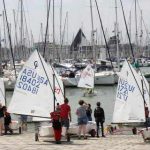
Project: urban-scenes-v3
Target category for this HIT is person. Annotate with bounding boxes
[60,97,71,140]
[4,107,13,135]
[76,100,88,139]
[94,102,105,137]
[0,103,5,136]
[50,108,62,144]
[20,115,28,131]
[86,104,92,121]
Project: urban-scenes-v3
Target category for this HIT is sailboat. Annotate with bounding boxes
[77,64,96,97]
[8,49,64,119]
[112,60,150,140]
[112,60,149,123]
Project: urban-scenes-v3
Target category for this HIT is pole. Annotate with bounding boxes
[53,0,55,61]
[53,73,56,111]
[3,0,17,79]
[90,0,95,61]
[115,0,120,71]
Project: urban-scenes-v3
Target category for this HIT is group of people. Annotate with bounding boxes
[76,100,105,138]
[0,103,13,136]
[50,97,105,144]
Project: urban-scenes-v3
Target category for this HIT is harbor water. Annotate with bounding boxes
[6,85,117,126]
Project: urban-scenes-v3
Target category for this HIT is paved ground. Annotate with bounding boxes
[0,132,150,150]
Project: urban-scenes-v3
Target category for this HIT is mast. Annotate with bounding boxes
[115,0,120,71]
[59,0,62,62]
[139,10,143,55]
[135,0,138,55]
[90,0,95,62]
[2,0,17,78]
[20,0,24,59]
[129,11,132,42]
[52,0,55,62]
[13,9,19,60]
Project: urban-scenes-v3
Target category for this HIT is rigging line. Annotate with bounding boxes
[138,69,150,97]
[126,60,147,105]
[2,0,17,79]
[36,49,59,103]
[136,0,150,42]
[43,0,51,58]
[121,0,150,98]
[94,0,114,72]
[51,66,65,98]
[119,0,135,63]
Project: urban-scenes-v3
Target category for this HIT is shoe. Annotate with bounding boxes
[56,141,61,144]
[78,136,81,139]
[84,136,87,139]
[102,135,106,137]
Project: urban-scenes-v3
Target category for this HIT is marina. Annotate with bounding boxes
[1,0,150,149]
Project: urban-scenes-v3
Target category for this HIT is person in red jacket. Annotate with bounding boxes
[50,108,62,144]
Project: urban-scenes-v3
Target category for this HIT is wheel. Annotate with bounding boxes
[19,127,22,134]
[35,133,39,141]
[90,129,96,137]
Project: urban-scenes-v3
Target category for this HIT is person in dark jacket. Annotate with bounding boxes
[4,111,13,135]
[94,102,105,137]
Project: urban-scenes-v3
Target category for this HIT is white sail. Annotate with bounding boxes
[0,78,5,106]
[32,64,64,121]
[78,64,94,89]
[8,50,64,118]
[112,60,146,123]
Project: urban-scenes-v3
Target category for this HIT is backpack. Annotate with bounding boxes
[94,107,103,118]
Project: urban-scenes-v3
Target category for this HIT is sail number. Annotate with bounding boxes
[117,78,135,101]
[16,68,48,95]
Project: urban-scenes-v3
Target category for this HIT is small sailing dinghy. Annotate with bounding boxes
[77,64,96,97]
[8,50,64,137]
[112,60,150,141]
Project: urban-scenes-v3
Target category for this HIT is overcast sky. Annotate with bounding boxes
[0,0,150,44]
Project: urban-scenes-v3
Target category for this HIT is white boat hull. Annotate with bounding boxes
[38,121,96,137]
[95,71,117,85]
[62,77,79,87]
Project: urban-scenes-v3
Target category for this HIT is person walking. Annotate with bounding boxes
[86,103,92,121]
[94,102,105,137]
[76,100,88,139]
[60,97,71,140]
